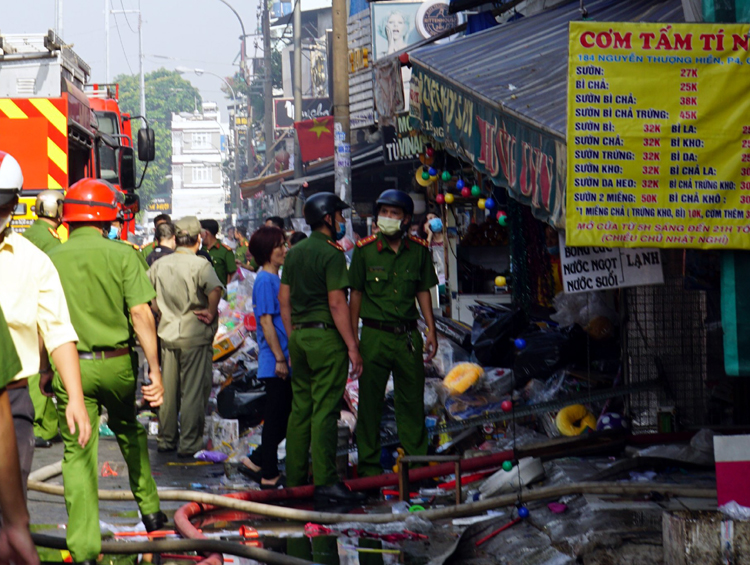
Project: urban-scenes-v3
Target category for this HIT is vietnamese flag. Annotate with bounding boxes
[294,115,334,163]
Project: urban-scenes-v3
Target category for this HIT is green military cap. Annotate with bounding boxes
[175,216,201,237]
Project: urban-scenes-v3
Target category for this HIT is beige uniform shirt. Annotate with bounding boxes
[148,247,224,349]
[0,230,78,380]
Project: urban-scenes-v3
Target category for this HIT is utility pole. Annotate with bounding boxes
[262,0,274,168]
[332,0,351,208]
[138,1,145,121]
[293,0,302,178]
[104,0,110,82]
[55,0,64,40]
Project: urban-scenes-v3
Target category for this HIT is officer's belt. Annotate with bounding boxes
[292,322,334,330]
[361,318,417,335]
[78,348,130,360]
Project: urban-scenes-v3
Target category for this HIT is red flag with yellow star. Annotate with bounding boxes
[293,115,334,163]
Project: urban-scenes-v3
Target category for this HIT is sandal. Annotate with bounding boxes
[260,476,286,490]
[238,463,263,483]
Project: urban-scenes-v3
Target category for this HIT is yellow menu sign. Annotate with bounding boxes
[567,22,750,249]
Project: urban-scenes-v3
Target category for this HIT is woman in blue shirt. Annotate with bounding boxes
[240,226,290,488]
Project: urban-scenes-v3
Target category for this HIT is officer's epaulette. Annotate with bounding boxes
[356,234,378,248]
[221,243,233,251]
[408,234,430,248]
[121,239,139,249]
[327,240,345,252]
[47,227,60,240]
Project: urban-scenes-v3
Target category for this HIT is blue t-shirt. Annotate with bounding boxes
[252,269,289,378]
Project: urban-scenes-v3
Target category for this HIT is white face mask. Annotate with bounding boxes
[377,216,402,236]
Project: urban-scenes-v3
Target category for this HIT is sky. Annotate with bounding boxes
[3,0,331,120]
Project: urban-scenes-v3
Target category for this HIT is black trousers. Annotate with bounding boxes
[250,376,293,479]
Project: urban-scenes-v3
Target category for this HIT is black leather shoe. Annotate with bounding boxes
[142,511,168,533]
[157,445,176,453]
[314,483,367,504]
[34,436,52,448]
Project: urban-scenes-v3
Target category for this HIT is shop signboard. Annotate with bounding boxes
[559,234,664,294]
[409,67,566,227]
[382,112,430,163]
[274,98,332,129]
[146,195,171,214]
[567,22,750,250]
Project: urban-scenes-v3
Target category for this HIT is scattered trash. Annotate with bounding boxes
[101,462,118,477]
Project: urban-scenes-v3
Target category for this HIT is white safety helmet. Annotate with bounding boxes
[36,190,65,220]
[0,151,23,207]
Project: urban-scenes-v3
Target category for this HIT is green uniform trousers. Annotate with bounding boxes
[53,354,160,562]
[159,345,213,456]
[356,327,428,477]
[286,327,348,487]
[29,373,59,440]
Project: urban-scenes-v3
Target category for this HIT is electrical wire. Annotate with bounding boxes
[119,0,138,33]
[112,9,134,74]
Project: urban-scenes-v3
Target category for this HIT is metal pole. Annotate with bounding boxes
[105,0,110,82]
[332,0,351,208]
[138,2,146,122]
[262,0,274,168]
[57,0,64,40]
[293,0,303,178]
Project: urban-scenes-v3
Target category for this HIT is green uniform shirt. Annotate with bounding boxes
[234,241,250,267]
[0,304,22,388]
[202,239,237,286]
[141,240,156,259]
[148,247,224,348]
[48,227,156,352]
[281,231,349,325]
[22,219,62,254]
[119,239,150,270]
[349,233,438,323]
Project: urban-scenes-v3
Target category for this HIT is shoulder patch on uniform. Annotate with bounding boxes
[327,240,345,252]
[121,240,139,249]
[221,243,233,251]
[356,234,378,248]
[408,234,430,248]
[47,227,60,239]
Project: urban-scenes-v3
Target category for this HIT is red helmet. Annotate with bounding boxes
[63,178,120,222]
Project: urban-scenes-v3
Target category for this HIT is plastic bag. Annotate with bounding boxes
[513,326,585,387]
[428,337,470,379]
[471,308,526,367]
[216,375,267,430]
[551,291,618,329]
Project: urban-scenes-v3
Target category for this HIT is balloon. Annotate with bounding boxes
[426,146,435,158]
[518,507,530,519]
[428,167,437,176]
[441,171,452,182]
[471,185,481,197]
[485,198,496,209]
[494,276,506,287]
[461,187,471,198]
[478,199,486,210]
[436,194,445,204]
[502,460,513,472]
[456,179,465,190]
[498,215,507,226]
[422,171,430,180]
[501,399,512,412]
[445,193,455,204]
[514,338,527,350]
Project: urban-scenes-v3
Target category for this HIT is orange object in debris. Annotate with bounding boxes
[101,461,118,477]
[239,525,259,539]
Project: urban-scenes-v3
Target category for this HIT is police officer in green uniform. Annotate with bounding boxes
[141,213,171,260]
[350,190,439,478]
[48,178,167,564]
[22,190,64,447]
[280,192,366,504]
[200,219,237,285]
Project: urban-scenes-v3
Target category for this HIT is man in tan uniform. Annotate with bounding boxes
[148,216,223,457]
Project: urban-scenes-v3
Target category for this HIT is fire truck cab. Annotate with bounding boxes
[0,30,154,232]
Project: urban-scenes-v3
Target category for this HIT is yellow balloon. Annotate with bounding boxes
[478,198,486,210]
[495,276,507,287]
[445,193,455,204]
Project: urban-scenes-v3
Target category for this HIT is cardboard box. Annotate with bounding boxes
[212,326,246,362]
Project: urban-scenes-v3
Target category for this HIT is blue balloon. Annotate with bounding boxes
[485,198,496,209]
[514,338,527,350]
[428,167,437,176]
[456,179,465,190]
[518,506,529,518]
